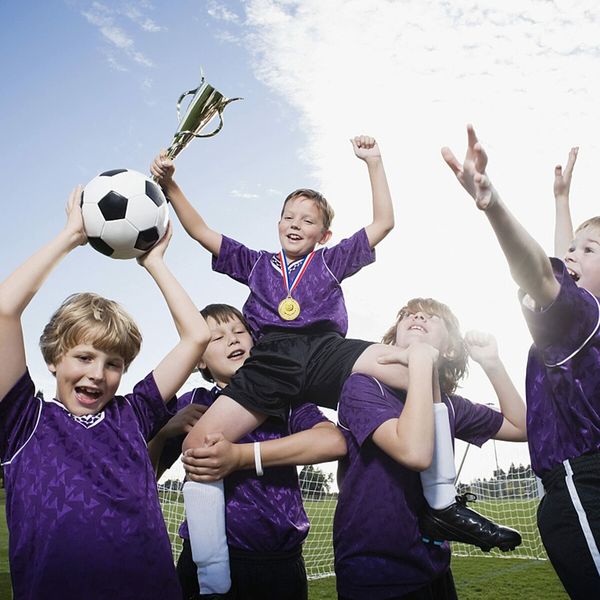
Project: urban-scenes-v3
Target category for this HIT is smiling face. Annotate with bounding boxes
[199,315,254,388]
[394,309,451,354]
[278,196,332,261]
[49,344,125,416]
[565,224,600,296]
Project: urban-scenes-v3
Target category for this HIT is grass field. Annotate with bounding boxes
[0,490,568,598]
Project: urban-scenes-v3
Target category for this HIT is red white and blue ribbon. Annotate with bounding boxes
[279,250,316,297]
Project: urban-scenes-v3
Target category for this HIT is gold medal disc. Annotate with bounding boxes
[278,297,301,321]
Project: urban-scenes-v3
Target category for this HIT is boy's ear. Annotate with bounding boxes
[319,229,333,245]
[47,364,57,377]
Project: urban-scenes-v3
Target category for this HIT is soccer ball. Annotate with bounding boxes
[81,169,169,259]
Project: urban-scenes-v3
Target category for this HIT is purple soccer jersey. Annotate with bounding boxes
[522,258,600,475]
[212,228,375,339]
[334,374,503,599]
[175,387,330,552]
[0,370,181,600]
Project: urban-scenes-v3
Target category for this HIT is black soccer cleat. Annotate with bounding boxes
[419,493,522,552]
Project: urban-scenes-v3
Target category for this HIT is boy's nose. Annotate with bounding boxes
[88,362,105,380]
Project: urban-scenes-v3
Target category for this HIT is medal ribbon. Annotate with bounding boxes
[279,250,316,297]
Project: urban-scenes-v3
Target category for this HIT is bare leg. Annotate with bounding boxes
[182,395,266,594]
[352,343,410,389]
[182,394,266,452]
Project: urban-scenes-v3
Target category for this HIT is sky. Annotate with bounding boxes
[2,0,600,485]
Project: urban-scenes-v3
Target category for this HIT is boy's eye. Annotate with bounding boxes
[211,335,224,342]
[585,247,594,253]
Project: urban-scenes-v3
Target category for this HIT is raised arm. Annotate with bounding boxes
[465,331,527,442]
[443,124,560,308]
[371,342,439,471]
[0,187,86,400]
[553,147,578,258]
[181,421,346,482]
[351,136,394,248]
[137,225,211,402]
[150,152,222,256]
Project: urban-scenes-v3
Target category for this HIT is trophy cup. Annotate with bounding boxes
[165,70,242,159]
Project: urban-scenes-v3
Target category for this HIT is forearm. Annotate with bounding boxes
[0,229,80,318]
[554,197,574,258]
[480,358,527,441]
[162,181,221,255]
[364,157,394,247]
[484,193,559,307]
[393,360,435,467]
[143,259,208,345]
[249,424,346,469]
[147,433,168,478]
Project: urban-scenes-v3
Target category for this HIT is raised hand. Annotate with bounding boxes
[351,135,381,162]
[137,220,173,267]
[442,124,496,210]
[65,185,88,247]
[465,330,499,367]
[554,147,579,200]
[150,151,175,188]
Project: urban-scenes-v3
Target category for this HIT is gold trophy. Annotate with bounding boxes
[165,70,242,159]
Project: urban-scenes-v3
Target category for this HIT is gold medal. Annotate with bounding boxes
[278,296,301,321]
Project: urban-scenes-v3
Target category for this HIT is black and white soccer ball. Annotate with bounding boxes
[81,169,169,260]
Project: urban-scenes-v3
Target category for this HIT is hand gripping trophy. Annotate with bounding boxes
[80,70,241,259]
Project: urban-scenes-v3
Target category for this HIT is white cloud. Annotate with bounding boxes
[228,0,600,477]
[207,0,241,23]
[231,189,260,199]
[81,1,163,69]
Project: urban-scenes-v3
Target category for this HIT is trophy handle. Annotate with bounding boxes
[176,96,243,139]
[176,87,201,123]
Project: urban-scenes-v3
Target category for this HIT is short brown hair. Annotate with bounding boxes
[281,189,335,231]
[382,297,468,394]
[576,217,600,235]
[198,304,251,383]
[40,293,142,370]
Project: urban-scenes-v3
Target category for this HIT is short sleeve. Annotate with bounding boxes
[212,235,261,285]
[288,402,330,434]
[450,394,503,448]
[124,372,176,441]
[338,374,401,447]
[322,229,375,282]
[0,370,41,463]
[521,258,600,367]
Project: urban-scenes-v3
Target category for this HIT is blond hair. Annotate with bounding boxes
[382,297,468,394]
[40,293,142,370]
[281,188,335,231]
[576,216,600,235]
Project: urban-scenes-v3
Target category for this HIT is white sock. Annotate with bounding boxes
[183,480,231,594]
[420,403,457,510]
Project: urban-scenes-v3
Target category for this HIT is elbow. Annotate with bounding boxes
[397,446,433,472]
[329,433,348,460]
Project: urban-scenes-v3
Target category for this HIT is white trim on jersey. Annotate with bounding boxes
[564,458,600,575]
[545,288,600,368]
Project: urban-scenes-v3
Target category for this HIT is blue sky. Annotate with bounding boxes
[3,0,600,481]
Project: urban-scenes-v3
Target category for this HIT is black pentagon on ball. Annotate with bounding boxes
[98,191,128,221]
[145,180,166,207]
[88,237,114,257]
[135,227,160,252]
[99,169,128,177]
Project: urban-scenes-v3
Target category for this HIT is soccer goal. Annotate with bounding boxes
[158,443,547,581]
